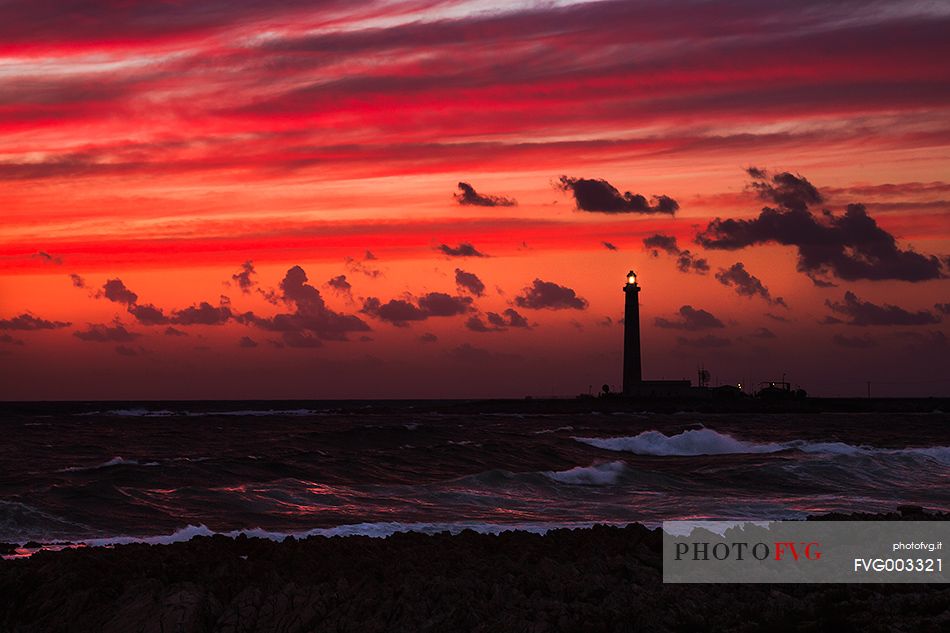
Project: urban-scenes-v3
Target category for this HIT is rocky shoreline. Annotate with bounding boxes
[1,510,947,633]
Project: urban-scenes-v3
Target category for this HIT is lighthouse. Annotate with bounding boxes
[622,270,642,393]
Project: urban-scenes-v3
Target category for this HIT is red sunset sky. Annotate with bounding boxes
[0,0,948,399]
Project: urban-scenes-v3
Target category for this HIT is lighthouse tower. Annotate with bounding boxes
[622,270,642,394]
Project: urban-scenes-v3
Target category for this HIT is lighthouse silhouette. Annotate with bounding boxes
[622,270,642,393]
[620,269,692,397]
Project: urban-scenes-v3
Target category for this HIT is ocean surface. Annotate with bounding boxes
[2,402,948,551]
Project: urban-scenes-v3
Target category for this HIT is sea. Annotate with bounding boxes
[2,401,948,553]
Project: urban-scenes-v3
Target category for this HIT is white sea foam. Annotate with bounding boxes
[58,456,159,472]
[574,428,950,463]
[543,461,627,485]
[76,520,631,548]
[533,426,574,434]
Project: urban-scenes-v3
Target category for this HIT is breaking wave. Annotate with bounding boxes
[543,461,627,485]
[575,428,950,464]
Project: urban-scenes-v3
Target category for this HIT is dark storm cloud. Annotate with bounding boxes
[248,265,370,340]
[751,327,776,339]
[454,182,516,207]
[643,234,679,254]
[361,297,427,326]
[238,336,258,348]
[833,333,877,348]
[696,169,944,282]
[643,234,708,274]
[514,279,588,310]
[467,308,531,332]
[362,292,473,326]
[454,269,485,296]
[418,292,473,317]
[824,291,940,326]
[231,260,256,293]
[327,274,352,295]
[557,176,678,214]
[164,326,187,336]
[676,335,732,348]
[489,308,530,329]
[654,305,724,330]
[935,302,950,315]
[419,332,438,343]
[676,251,709,274]
[69,273,87,288]
[73,323,140,342]
[747,167,823,210]
[437,242,487,257]
[100,278,138,305]
[0,313,71,330]
[172,302,233,326]
[715,263,786,306]
[601,241,618,251]
[465,315,494,333]
[127,303,168,325]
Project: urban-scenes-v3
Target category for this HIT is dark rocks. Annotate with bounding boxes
[1,518,947,633]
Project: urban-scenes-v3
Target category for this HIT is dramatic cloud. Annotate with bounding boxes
[231,261,256,293]
[935,303,950,315]
[747,167,822,210]
[454,182,516,207]
[327,274,352,296]
[454,269,485,296]
[643,234,708,274]
[715,263,786,306]
[643,234,679,255]
[466,308,531,332]
[419,332,438,343]
[676,335,731,348]
[417,292,473,317]
[750,327,777,339]
[362,292,473,326]
[0,313,71,330]
[238,336,258,348]
[127,303,168,326]
[654,306,724,330]
[69,273,86,288]
[824,291,940,326]
[164,326,187,336]
[172,302,233,326]
[601,241,618,251]
[361,298,427,325]
[488,309,530,329]
[557,176,678,214]
[247,265,370,341]
[73,323,140,342]
[697,169,944,282]
[515,279,588,310]
[437,242,487,258]
[100,278,138,305]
